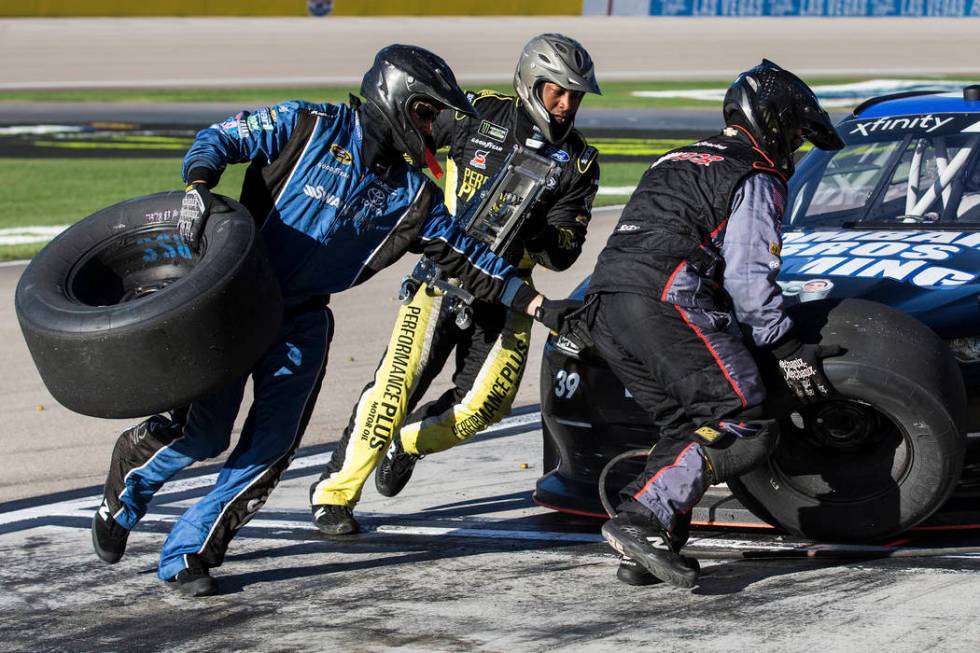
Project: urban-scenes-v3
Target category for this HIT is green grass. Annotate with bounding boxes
[6,76,977,109]
[0,159,246,229]
[0,159,245,260]
[0,157,648,260]
[594,160,647,206]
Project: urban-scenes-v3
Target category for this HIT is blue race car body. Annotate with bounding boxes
[535,87,980,536]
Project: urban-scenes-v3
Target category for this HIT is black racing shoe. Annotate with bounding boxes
[617,556,660,586]
[602,513,699,589]
[172,565,218,598]
[311,503,360,536]
[616,555,701,587]
[375,436,421,498]
[91,503,129,564]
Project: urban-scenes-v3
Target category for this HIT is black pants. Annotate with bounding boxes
[589,292,770,532]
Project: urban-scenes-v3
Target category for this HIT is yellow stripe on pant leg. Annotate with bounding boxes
[311,285,443,507]
[402,310,532,456]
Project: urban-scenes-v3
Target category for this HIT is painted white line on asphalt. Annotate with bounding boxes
[0,236,63,246]
[0,452,334,526]
[0,226,69,235]
[0,226,69,246]
[378,524,601,543]
[0,410,542,526]
[597,186,635,195]
[0,260,29,268]
[0,125,83,135]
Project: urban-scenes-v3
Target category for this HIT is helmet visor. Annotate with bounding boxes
[802,108,845,151]
[408,97,444,130]
[407,96,445,156]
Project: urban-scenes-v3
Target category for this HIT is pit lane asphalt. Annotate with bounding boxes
[4,410,980,652]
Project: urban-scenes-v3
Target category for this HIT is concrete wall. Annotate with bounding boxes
[1,0,582,17]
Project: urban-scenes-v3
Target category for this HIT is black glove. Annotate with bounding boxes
[772,338,843,404]
[177,167,221,250]
[552,297,596,357]
[534,298,583,333]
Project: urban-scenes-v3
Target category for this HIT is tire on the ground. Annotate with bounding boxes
[15,191,283,419]
[728,298,967,541]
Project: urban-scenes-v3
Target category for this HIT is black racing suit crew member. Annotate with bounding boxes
[89,44,572,598]
[309,33,601,535]
[576,60,845,588]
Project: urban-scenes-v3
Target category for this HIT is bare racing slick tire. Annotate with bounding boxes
[729,298,968,541]
[15,191,283,419]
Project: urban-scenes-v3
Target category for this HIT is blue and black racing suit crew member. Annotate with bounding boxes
[576,60,845,588]
[308,34,601,535]
[89,44,572,597]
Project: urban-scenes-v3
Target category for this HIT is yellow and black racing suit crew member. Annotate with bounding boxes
[309,33,602,534]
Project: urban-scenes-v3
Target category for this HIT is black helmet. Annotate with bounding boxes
[360,44,476,168]
[723,59,844,176]
[514,33,601,144]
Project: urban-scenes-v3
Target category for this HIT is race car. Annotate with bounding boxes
[534,85,980,541]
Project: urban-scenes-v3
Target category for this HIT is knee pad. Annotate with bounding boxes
[700,419,780,483]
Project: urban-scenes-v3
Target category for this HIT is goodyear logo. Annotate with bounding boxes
[330,144,353,165]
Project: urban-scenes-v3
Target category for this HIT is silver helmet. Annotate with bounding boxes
[361,44,476,168]
[513,33,601,144]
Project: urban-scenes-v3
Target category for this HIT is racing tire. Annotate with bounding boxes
[729,298,967,541]
[15,191,283,419]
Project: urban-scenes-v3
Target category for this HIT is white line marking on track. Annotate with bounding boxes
[0,410,541,527]
[377,524,602,543]
[597,186,636,195]
[0,226,70,246]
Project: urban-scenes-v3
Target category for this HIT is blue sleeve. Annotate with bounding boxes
[416,185,516,302]
[721,173,794,348]
[181,101,313,183]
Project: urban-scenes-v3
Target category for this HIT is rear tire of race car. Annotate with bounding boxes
[728,298,967,541]
[15,191,283,419]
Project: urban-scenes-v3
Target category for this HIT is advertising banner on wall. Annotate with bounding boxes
[582,0,980,16]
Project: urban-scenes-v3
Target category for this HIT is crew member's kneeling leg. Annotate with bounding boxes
[605,409,778,589]
[698,410,779,484]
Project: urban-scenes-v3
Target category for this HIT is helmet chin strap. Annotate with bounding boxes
[425,148,444,179]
